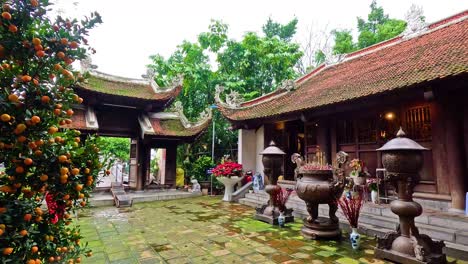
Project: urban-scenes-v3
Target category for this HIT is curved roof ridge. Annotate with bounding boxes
[240,89,288,107]
[144,107,212,139]
[90,70,149,85]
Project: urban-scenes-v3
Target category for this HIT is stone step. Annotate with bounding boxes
[90,191,201,207]
[245,192,269,201]
[238,198,259,208]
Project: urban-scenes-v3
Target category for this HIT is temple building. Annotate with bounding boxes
[68,65,211,190]
[217,10,468,212]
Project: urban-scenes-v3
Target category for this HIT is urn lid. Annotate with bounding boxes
[259,141,286,156]
[376,128,428,151]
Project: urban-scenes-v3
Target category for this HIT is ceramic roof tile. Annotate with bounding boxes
[219,14,468,122]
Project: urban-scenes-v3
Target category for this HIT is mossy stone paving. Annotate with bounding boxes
[77,197,463,264]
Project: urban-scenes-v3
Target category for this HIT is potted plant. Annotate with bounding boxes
[337,191,364,250]
[367,178,379,204]
[349,159,369,185]
[212,161,243,201]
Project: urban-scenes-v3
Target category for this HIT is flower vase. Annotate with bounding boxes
[217,176,242,202]
[278,212,285,227]
[371,190,378,204]
[349,228,361,250]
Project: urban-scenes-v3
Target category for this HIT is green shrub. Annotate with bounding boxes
[187,156,214,182]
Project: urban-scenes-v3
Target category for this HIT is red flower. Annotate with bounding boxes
[212,162,243,177]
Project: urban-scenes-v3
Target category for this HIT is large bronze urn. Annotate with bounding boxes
[374,128,446,264]
[294,151,346,239]
[255,141,294,225]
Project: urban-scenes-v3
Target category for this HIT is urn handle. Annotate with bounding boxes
[291,153,304,180]
[334,151,348,179]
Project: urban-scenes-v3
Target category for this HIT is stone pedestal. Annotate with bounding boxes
[255,185,294,225]
[301,217,341,240]
[374,188,446,263]
[217,176,242,202]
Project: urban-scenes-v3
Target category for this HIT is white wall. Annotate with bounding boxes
[237,125,265,176]
[255,126,265,176]
[238,129,256,172]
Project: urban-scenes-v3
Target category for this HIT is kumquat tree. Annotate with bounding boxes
[0,0,103,263]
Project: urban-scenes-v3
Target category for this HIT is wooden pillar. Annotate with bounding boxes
[444,103,466,211]
[330,118,338,167]
[431,102,451,195]
[165,144,177,188]
[433,97,466,210]
[138,144,151,190]
[133,139,149,191]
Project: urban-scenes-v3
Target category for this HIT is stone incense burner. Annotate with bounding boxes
[293,151,347,239]
[374,128,446,264]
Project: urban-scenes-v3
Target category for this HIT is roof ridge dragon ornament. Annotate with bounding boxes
[322,46,345,66]
[173,101,212,128]
[277,79,296,92]
[402,4,427,39]
[215,85,244,108]
[144,68,184,93]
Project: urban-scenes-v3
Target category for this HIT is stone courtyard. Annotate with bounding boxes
[76,197,463,264]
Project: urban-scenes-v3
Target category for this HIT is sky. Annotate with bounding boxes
[57,0,467,79]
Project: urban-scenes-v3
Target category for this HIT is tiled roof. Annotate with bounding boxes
[63,109,96,130]
[149,118,210,139]
[76,75,181,101]
[219,12,468,122]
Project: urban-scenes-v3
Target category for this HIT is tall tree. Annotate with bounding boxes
[97,137,130,162]
[332,29,356,54]
[356,0,406,49]
[332,0,406,54]
[218,31,302,97]
[148,18,302,165]
[262,17,298,42]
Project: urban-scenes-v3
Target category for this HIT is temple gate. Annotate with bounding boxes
[67,66,211,190]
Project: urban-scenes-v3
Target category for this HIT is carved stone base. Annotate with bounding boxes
[375,232,447,264]
[255,204,294,225]
[301,217,341,240]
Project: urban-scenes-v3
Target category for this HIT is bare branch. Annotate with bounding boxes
[296,22,333,75]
